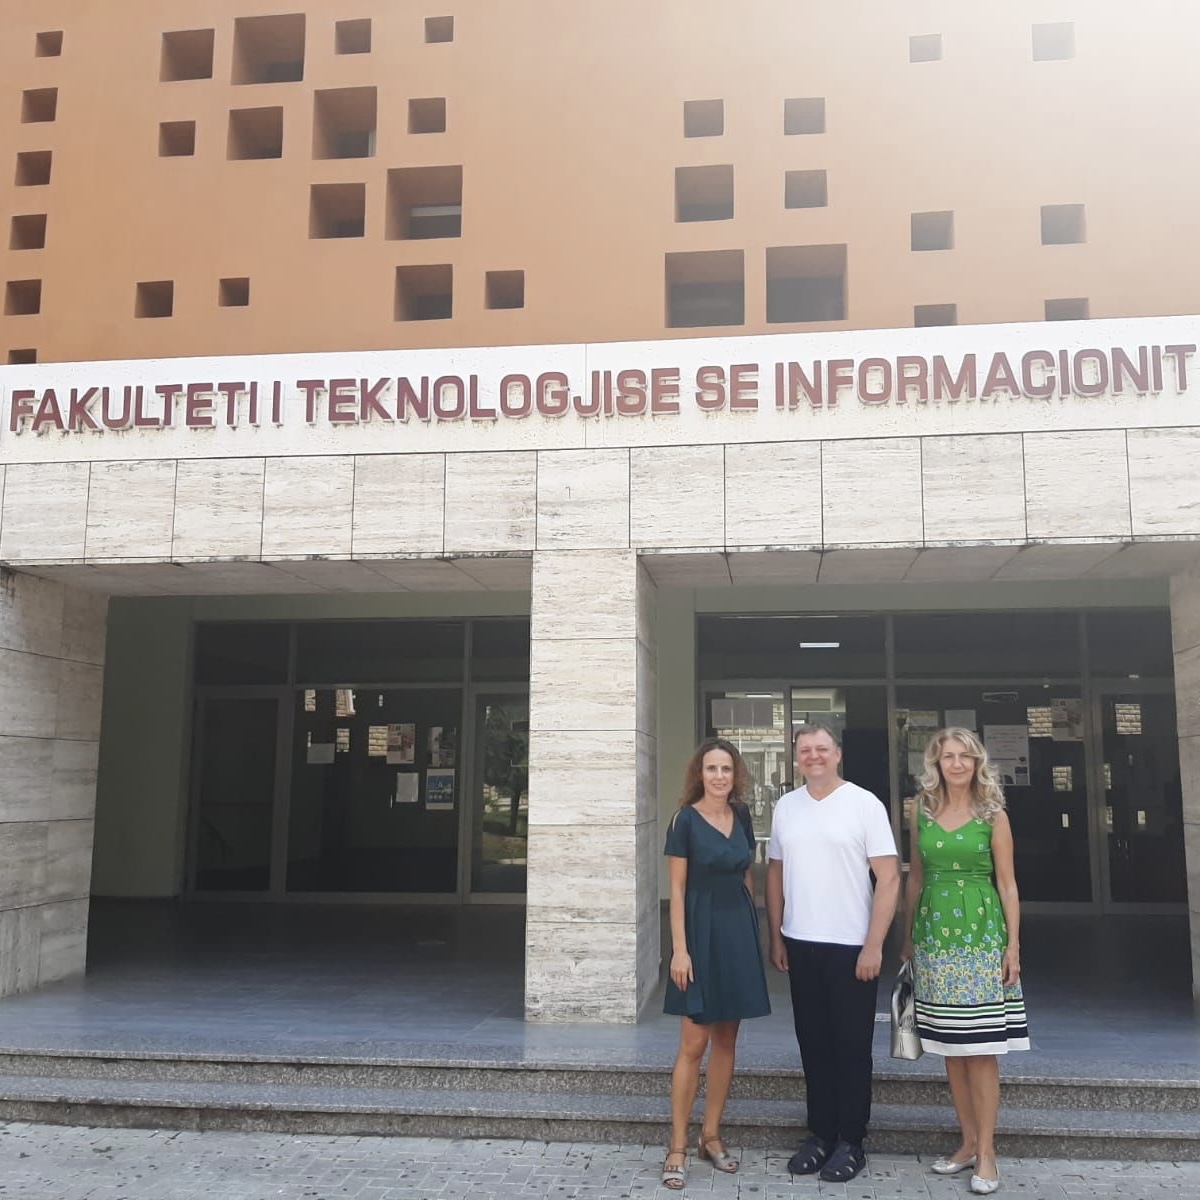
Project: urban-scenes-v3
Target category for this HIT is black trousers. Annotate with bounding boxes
[784,937,879,1148]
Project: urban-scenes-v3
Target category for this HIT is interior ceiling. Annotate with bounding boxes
[14,541,1200,596]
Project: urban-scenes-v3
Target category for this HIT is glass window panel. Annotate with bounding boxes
[470,618,531,682]
[698,615,886,680]
[296,620,464,683]
[193,697,276,890]
[471,696,529,894]
[287,686,461,892]
[1102,692,1185,903]
[194,622,289,684]
[895,684,1091,902]
[1087,611,1173,677]
[704,689,788,842]
[893,612,1079,678]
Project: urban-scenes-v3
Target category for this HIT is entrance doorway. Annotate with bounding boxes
[698,609,1188,913]
[185,618,530,903]
[1094,688,1186,909]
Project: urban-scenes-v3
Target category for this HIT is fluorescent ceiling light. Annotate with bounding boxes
[799,641,840,649]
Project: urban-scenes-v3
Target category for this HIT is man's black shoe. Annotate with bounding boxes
[786,1136,832,1175]
[818,1140,867,1182]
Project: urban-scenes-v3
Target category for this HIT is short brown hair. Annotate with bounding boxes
[793,721,842,750]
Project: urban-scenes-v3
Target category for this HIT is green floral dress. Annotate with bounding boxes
[911,809,1030,1055]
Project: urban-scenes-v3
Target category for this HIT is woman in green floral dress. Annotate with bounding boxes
[901,727,1028,1197]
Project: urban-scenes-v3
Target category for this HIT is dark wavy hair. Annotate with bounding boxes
[679,737,752,807]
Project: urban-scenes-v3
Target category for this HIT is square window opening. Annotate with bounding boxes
[232,13,305,84]
[1045,297,1089,321]
[227,107,284,159]
[766,244,847,323]
[1041,203,1086,245]
[387,165,462,238]
[219,277,251,307]
[784,96,825,135]
[312,87,377,158]
[1033,22,1075,61]
[675,164,734,222]
[310,183,366,238]
[425,16,454,43]
[785,169,828,209]
[911,210,954,251]
[683,99,723,137]
[9,214,46,250]
[395,264,452,321]
[135,280,174,318]
[914,302,957,327]
[486,270,524,310]
[160,28,214,80]
[14,150,52,186]
[35,31,63,57]
[4,279,42,316]
[909,33,942,62]
[335,19,372,54]
[21,88,58,123]
[7,348,37,364]
[665,249,744,329]
[409,96,447,134]
[159,120,197,157]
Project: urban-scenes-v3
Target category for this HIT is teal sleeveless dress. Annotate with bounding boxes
[663,804,771,1024]
[911,809,1030,1055]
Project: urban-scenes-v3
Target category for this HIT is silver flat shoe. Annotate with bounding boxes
[970,1173,1000,1195]
[931,1154,976,1175]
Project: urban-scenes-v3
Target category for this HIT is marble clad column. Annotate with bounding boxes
[0,569,107,998]
[525,549,658,1021]
[1169,571,1200,1002]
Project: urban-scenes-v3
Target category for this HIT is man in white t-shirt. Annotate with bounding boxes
[766,722,900,1184]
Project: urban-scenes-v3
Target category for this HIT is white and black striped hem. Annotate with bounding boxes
[915,997,1030,1056]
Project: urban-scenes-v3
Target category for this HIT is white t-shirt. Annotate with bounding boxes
[767,780,898,946]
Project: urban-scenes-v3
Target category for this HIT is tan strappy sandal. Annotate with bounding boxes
[661,1146,687,1190]
[699,1132,740,1173]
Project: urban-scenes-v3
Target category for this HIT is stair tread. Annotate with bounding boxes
[1,1074,1198,1136]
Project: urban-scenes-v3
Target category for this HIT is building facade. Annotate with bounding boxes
[1,1,1198,1019]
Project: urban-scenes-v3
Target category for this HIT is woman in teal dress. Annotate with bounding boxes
[901,727,1029,1197]
[660,737,770,1191]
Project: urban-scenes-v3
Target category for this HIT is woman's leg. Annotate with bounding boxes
[669,1018,711,1156]
[700,1019,741,1141]
[964,1054,1001,1179]
[943,1056,979,1161]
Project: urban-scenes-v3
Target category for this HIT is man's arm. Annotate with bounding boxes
[856,853,900,981]
[766,858,788,972]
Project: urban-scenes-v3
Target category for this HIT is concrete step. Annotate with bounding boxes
[0,1048,1195,1112]
[0,1073,1197,1160]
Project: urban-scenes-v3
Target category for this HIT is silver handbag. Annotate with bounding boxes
[890,960,924,1060]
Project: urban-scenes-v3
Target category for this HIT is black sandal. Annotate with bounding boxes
[819,1140,867,1182]
[787,1135,832,1175]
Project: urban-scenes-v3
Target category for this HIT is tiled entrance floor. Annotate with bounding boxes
[0,901,1195,1080]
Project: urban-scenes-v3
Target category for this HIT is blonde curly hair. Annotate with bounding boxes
[917,727,1006,824]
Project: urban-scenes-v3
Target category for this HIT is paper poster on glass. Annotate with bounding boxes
[428,726,456,767]
[1050,698,1084,742]
[945,709,977,732]
[425,769,455,811]
[386,723,416,764]
[393,773,419,805]
[983,724,1030,787]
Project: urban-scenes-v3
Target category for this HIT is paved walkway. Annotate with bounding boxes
[3,1123,1200,1200]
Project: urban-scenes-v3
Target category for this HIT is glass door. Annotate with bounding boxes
[469,695,529,896]
[190,695,279,892]
[1095,689,1187,908]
